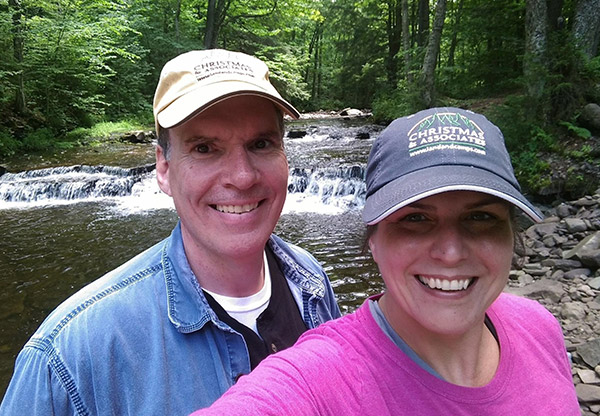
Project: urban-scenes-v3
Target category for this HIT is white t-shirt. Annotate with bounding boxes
[203,251,271,334]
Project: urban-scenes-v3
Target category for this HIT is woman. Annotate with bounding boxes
[190,108,580,415]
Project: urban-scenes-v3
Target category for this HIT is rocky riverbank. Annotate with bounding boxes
[505,188,600,414]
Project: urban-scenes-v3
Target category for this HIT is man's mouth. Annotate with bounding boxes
[417,275,474,292]
[213,202,260,214]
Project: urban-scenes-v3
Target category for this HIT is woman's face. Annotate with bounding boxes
[369,191,514,338]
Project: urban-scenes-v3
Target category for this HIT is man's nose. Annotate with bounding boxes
[221,147,259,190]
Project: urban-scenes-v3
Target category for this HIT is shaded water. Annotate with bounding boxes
[0,117,385,396]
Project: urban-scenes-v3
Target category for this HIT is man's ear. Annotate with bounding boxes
[155,146,172,196]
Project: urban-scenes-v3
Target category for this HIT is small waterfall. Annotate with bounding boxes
[0,164,155,206]
[0,163,368,214]
[285,165,366,214]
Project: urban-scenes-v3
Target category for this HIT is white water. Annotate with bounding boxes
[0,168,367,216]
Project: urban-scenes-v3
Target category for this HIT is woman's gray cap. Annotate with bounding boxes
[363,107,544,224]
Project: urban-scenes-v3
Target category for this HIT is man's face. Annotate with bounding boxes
[156,95,288,263]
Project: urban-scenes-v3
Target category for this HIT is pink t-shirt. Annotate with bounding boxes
[190,293,579,415]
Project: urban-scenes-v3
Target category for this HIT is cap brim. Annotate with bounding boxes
[363,165,544,224]
[157,80,299,130]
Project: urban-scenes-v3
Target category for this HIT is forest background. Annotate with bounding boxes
[1,0,600,199]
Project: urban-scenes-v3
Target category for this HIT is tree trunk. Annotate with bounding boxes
[572,0,600,58]
[421,0,447,108]
[401,0,411,81]
[417,0,429,47]
[524,0,547,106]
[401,0,411,78]
[447,0,464,67]
[175,0,182,42]
[546,0,564,30]
[9,0,27,115]
[204,0,218,48]
[311,23,323,102]
[386,0,402,87]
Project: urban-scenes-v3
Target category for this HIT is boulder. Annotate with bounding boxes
[580,103,600,133]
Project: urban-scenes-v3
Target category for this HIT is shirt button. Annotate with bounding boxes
[270,343,278,353]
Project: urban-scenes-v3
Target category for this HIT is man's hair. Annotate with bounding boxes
[157,106,285,160]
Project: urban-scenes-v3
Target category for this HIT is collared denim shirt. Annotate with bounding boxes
[0,222,341,416]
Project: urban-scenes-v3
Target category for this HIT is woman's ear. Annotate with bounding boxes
[368,237,378,263]
[155,146,172,196]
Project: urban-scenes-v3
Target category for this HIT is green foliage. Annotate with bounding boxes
[21,128,55,152]
[371,80,423,122]
[568,145,593,160]
[64,119,152,144]
[485,95,559,194]
[1,0,599,167]
[559,121,591,139]
[541,32,600,122]
[437,0,525,99]
[0,130,21,159]
[256,46,310,109]
[2,0,149,134]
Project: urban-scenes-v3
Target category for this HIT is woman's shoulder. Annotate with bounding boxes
[491,292,564,342]
[493,292,554,316]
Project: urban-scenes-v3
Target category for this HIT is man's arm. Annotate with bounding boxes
[1,346,77,416]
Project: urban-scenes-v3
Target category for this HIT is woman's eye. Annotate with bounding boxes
[402,213,427,222]
[468,211,495,221]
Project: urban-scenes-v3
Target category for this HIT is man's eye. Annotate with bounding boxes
[254,139,270,149]
[196,144,210,153]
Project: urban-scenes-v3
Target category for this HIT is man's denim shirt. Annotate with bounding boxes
[0,222,341,416]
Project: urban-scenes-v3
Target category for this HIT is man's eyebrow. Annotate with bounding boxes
[255,129,283,139]
[182,135,214,144]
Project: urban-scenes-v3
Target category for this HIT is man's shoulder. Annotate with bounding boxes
[25,239,168,353]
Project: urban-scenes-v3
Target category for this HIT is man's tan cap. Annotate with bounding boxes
[153,49,300,134]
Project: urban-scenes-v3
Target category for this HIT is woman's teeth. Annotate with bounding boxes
[215,203,259,214]
[418,276,472,291]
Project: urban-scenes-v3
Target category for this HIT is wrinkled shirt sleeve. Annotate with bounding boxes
[1,347,77,416]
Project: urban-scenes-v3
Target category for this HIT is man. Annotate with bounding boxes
[0,49,340,415]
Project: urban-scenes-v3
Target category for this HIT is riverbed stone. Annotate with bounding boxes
[578,339,600,368]
[564,268,594,279]
[507,191,600,413]
[577,384,600,404]
[557,203,575,218]
[531,222,561,237]
[578,368,600,384]
[505,278,564,302]
[566,218,590,233]
[543,258,584,270]
[287,130,307,138]
[562,302,588,320]
[589,277,600,290]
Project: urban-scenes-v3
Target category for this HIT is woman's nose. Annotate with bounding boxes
[429,224,469,265]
